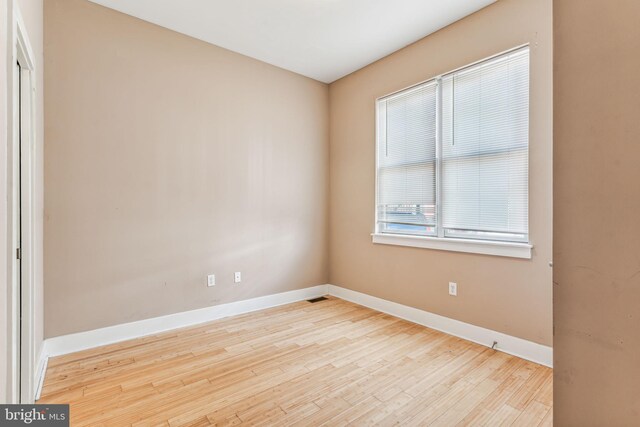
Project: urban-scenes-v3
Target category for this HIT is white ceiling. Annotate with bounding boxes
[88,0,496,83]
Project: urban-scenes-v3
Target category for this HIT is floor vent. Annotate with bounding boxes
[307,296,328,303]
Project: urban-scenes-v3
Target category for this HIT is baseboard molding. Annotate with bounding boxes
[41,283,552,369]
[43,285,329,358]
[328,285,552,367]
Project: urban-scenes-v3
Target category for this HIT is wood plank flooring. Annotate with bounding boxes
[38,296,552,426]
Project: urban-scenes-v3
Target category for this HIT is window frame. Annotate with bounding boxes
[373,45,533,259]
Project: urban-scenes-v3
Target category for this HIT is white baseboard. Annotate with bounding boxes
[41,283,551,369]
[43,285,329,358]
[328,285,552,367]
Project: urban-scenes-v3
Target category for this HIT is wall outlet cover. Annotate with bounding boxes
[449,282,457,296]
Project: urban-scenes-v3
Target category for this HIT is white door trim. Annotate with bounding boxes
[6,1,38,404]
[7,35,21,407]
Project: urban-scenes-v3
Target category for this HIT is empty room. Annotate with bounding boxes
[1,0,639,425]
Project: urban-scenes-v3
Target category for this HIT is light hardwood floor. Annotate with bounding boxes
[38,297,552,426]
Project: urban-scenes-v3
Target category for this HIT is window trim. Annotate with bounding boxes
[371,233,532,259]
[373,44,532,258]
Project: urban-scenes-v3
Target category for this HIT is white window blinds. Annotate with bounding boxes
[441,48,529,241]
[376,46,530,243]
[377,81,437,236]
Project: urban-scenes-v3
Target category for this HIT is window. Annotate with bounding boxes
[374,46,531,258]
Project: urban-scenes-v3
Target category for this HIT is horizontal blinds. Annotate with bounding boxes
[441,47,529,240]
[377,81,437,235]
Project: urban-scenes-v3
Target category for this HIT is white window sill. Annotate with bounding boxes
[371,233,532,259]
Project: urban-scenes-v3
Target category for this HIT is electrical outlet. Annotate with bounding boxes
[207,274,215,287]
[449,282,457,296]
[234,272,242,283]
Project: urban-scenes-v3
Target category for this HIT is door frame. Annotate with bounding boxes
[6,2,37,404]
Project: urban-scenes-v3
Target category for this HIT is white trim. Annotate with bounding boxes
[372,233,533,259]
[14,8,35,71]
[435,78,444,239]
[6,0,40,404]
[43,285,330,357]
[328,285,552,367]
[34,350,48,401]
[40,284,551,369]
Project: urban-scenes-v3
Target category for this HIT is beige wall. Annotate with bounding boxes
[44,0,329,337]
[554,0,640,424]
[1,0,44,402]
[328,0,553,345]
[44,0,553,348]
